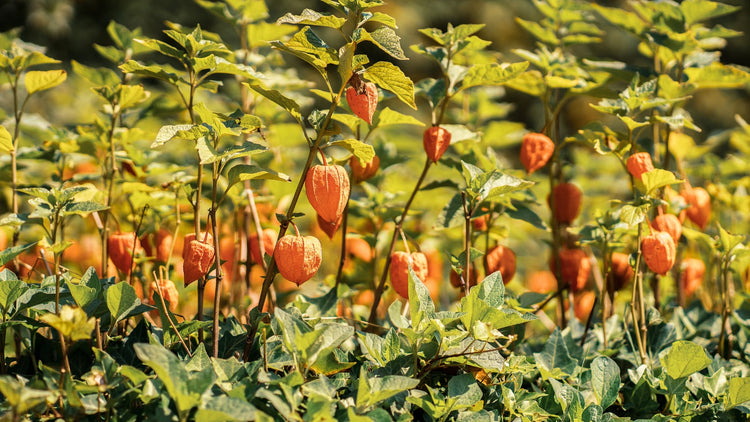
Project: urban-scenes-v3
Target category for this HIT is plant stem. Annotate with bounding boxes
[210,158,223,358]
[334,201,350,290]
[366,158,432,328]
[100,109,119,278]
[461,192,472,297]
[243,84,348,361]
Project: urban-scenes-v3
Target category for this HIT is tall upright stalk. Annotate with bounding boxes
[243,84,348,360]
[366,158,432,327]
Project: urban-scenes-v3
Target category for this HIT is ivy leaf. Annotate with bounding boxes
[363,61,415,109]
[25,70,67,94]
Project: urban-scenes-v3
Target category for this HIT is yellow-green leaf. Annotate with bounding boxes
[727,377,750,409]
[330,139,375,165]
[660,340,711,379]
[363,61,415,109]
[25,69,67,94]
[462,62,529,90]
[119,84,150,110]
[0,126,12,153]
[39,305,95,341]
[641,169,682,195]
[376,107,424,128]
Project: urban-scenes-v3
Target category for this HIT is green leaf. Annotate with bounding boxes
[61,201,109,217]
[619,204,648,226]
[516,18,558,45]
[243,81,301,120]
[119,60,182,85]
[299,323,354,370]
[277,9,346,29]
[68,267,101,313]
[363,61,415,109]
[375,107,424,128]
[0,279,28,314]
[0,242,37,267]
[717,223,744,254]
[356,366,419,411]
[39,305,95,341]
[134,342,205,418]
[460,272,535,339]
[408,265,436,332]
[684,63,750,89]
[534,329,577,380]
[506,202,548,230]
[272,27,339,70]
[0,376,53,415]
[152,124,202,148]
[591,356,620,409]
[119,84,149,109]
[330,139,375,165]
[226,164,292,189]
[504,69,546,97]
[106,282,140,325]
[681,0,739,27]
[593,5,648,35]
[447,374,483,409]
[461,62,529,90]
[727,377,750,409]
[195,396,257,422]
[641,169,682,195]
[25,69,66,94]
[71,60,120,87]
[354,27,407,60]
[478,172,534,203]
[0,126,12,152]
[436,193,465,229]
[660,340,711,379]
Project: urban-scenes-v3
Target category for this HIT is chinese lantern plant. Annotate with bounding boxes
[274,222,322,287]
